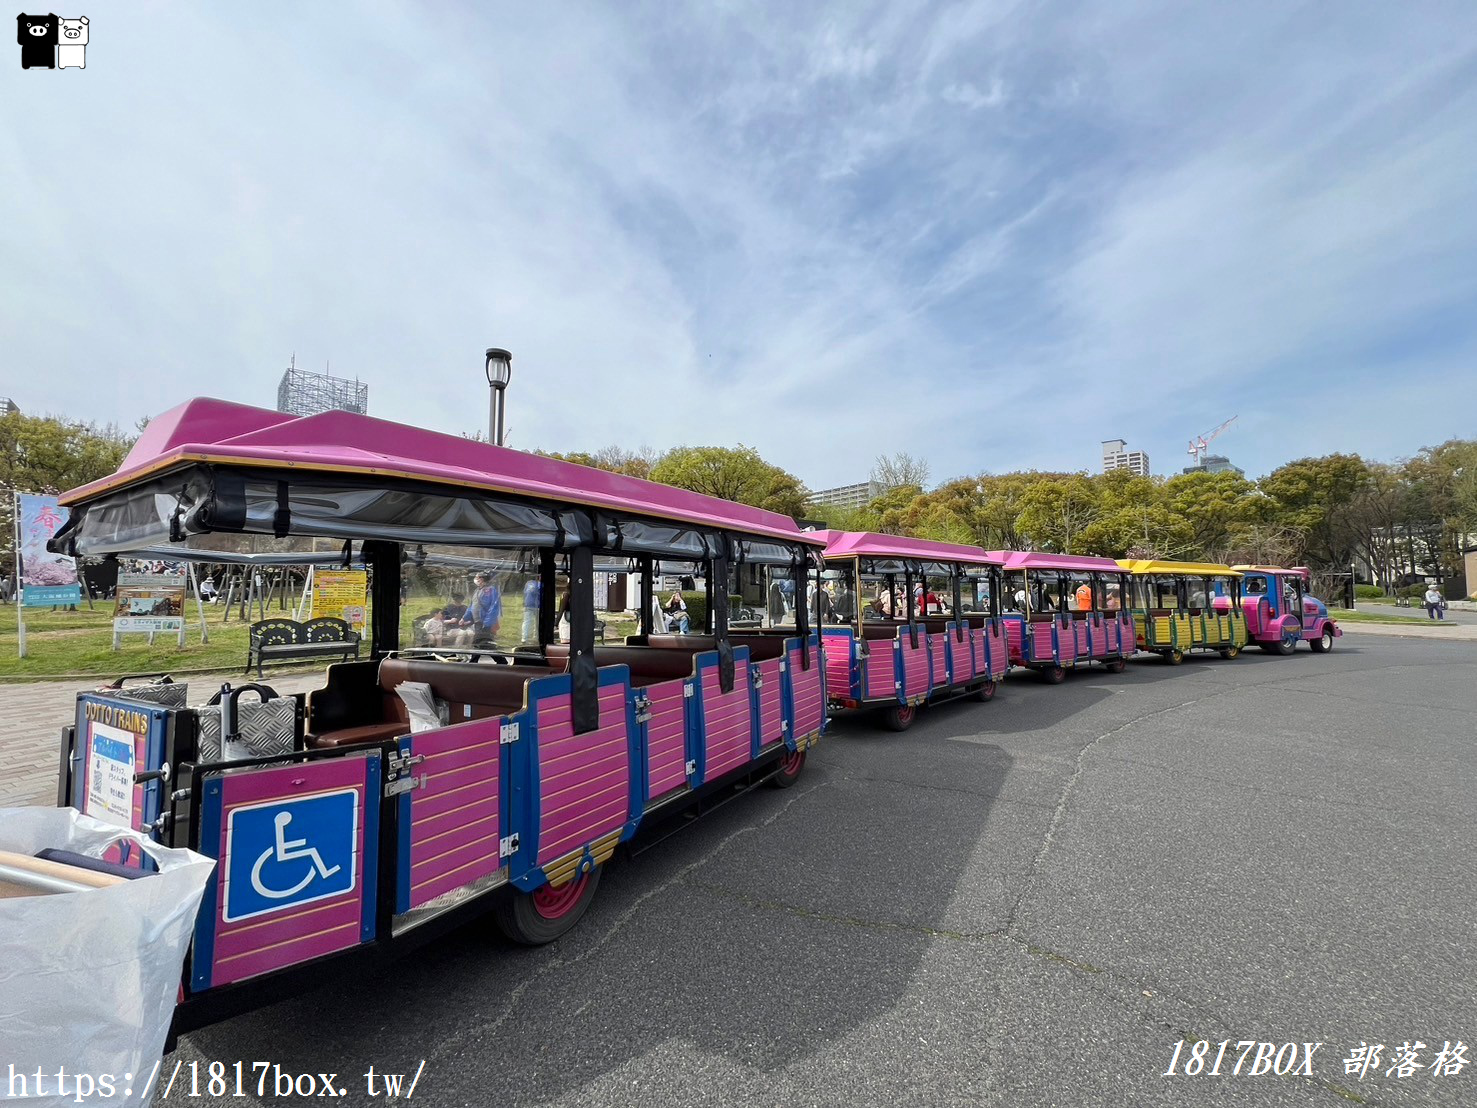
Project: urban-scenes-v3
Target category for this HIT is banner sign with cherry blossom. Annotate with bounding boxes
[16,492,82,607]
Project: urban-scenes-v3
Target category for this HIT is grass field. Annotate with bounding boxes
[0,591,640,680]
[1328,608,1428,624]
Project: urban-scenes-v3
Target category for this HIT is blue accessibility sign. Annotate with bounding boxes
[223,789,359,922]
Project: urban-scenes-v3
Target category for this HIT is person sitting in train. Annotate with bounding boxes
[1074,581,1094,611]
[1103,586,1121,611]
[663,590,691,634]
[863,594,888,620]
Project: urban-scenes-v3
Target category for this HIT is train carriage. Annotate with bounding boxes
[819,532,1007,731]
[46,398,827,1032]
[1118,559,1249,663]
[991,551,1133,683]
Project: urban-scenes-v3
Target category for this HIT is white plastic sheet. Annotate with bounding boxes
[0,808,214,1108]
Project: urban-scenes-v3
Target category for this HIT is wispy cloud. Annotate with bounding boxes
[1,0,1473,490]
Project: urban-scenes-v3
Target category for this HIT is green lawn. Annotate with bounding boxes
[1328,608,1426,625]
[0,592,640,681]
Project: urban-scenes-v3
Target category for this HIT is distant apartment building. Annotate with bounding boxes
[0,397,19,417]
[808,480,884,510]
[1101,439,1150,477]
[1181,454,1244,477]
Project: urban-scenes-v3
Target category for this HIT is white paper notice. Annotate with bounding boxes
[84,722,137,829]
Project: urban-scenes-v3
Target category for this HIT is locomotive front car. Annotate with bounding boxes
[49,398,827,1032]
[819,531,1006,731]
[1234,565,1342,655]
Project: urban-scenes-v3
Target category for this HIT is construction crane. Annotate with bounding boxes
[1187,415,1237,462]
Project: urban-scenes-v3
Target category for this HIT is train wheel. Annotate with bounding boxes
[495,866,603,946]
[770,746,807,788]
[1043,666,1066,685]
[1310,627,1334,653]
[1165,649,1184,665]
[1275,635,1297,656]
[972,679,997,702]
[883,704,917,732]
[1219,645,1242,660]
[1106,657,1126,674]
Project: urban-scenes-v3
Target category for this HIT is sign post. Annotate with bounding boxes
[112,572,188,650]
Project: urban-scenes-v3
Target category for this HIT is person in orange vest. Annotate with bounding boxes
[1075,580,1095,611]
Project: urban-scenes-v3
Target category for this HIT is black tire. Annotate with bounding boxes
[972,679,997,702]
[1043,666,1066,685]
[494,866,602,946]
[1106,657,1126,674]
[1219,645,1242,660]
[883,703,917,731]
[1165,649,1184,666]
[1310,627,1334,653]
[770,746,806,788]
[1275,636,1297,656]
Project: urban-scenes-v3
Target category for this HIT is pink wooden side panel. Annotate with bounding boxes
[901,635,930,698]
[932,628,958,688]
[536,686,631,866]
[703,667,754,780]
[644,678,688,802]
[407,718,502,908]
[210,757,369,987]
[864,648,897,700]
[1030,621,1055,662]
[755,657,784,747]
[1074,619,1090,656]
[968,627,986,676]
[789,645,825,738]
[986,622,1007,678]
[823,631,854,700]
[1005,619,1025,663]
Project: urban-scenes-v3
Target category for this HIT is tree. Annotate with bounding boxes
[540,444,659,481]
[1162,470,1266,561]
[1017,474,1100,553]
[1259,454,1369,568]
[872,452,931,491]
[650,445,810,517]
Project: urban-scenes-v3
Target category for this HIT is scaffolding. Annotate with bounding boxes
[275,359,369,417]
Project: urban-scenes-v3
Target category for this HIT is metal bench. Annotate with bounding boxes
[246,616,361,677]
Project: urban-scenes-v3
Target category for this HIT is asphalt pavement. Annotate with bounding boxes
[164,635,1474,1108]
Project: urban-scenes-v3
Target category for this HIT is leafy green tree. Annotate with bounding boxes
[1,410,135,558]
[1162,470,1266,561]
[1258,454,1369,567]
[1017,473,1100,553]
[650,445,810,517]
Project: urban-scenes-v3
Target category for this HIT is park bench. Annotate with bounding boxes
[246,616,361,677]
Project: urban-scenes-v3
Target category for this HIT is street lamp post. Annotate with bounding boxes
[485,347,512,447]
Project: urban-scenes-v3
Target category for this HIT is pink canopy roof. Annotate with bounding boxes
[63,398,823,547]
[987,550,1127,573]
[824,531,1001,567]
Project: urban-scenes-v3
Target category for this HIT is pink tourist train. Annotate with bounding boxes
[49,398,827,1032]
[990,551,1134,682]
[818,532,1009,731]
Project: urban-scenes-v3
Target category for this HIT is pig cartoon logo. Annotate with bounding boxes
[56,13,84,68]
[16,12,57,69]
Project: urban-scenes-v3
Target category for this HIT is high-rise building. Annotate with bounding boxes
[808,480,884,510]
[0,397,20,417]
[276,360,369,418]
[1101,439,1150,477]
[1182,454,1244,477]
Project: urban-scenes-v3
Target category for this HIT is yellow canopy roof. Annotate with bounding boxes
[1118,559,1242,577]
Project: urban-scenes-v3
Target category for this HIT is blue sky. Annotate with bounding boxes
[2,1,1474,488]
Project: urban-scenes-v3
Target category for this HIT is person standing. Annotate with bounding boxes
[462,571,503,642]
[1424,583,1445,621]
[521,577,541,642]
[1075,580,1094,612]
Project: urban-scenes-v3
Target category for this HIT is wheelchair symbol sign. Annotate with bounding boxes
[223,789,358,922]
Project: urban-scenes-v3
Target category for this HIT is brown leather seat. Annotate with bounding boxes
[645,633,787,661]
[308,659,556,748]
[545,644,698,686]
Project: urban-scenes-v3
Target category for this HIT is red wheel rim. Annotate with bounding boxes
[780,748,804,775]
[531,873,588,920]
[898,705,915,723]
